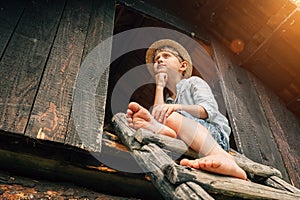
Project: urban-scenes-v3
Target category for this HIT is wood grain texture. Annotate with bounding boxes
[113,113,299,199]
[25,0,93,142]
[164,164,300,200]
[135,128,283,180]
[253,77,300,188]
[0,0,65,134]
[112,113,213,200]
[211,39,289,181]
[64,0,115,151]
[0,0,26,58]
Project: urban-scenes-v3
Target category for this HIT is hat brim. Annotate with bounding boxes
[145,39,193,79]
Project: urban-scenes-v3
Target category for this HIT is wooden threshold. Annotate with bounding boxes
[0,131,162,199]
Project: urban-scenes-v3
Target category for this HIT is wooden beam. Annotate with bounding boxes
[112,113,300,199]
[112,113,214,200]
[135,128,283,179]
[164,164,300,200]
[117,0,210,43]
[0,131,159,199]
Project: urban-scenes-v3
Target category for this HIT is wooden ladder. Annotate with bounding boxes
[112,113,300,200]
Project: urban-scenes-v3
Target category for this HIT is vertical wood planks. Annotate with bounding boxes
[64,0,115,152]
[0,0,26,57]
[253,77,300,188]
[25,0,92,142]
[212,39,290,182]
[0,0,65,134]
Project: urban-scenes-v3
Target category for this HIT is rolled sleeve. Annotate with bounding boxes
[189,77,219,122]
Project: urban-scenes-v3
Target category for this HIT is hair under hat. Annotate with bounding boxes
[145,39,193,78]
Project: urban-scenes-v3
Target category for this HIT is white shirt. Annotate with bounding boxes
[169,76,231,137]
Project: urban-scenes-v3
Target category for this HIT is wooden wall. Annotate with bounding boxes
[213,39,300,187]
[0,0,115,151]
[204,0,300,118]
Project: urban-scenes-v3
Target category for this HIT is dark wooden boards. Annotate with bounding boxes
[0,0,65,134]
[0,131,160,199]
[118,0,209,43]
[0,0,26,58]
[0,0,116,150]
[64,0,115,151]
[253,77,300,188]
[212,39,290,182]
[24,0,92,143]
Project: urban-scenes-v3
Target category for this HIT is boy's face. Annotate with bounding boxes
[153,50,187,77]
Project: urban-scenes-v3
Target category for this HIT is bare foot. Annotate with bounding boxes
[180,155,247,180]
[126,102,177,138]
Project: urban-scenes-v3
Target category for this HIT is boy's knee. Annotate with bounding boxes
[164,112,182,127]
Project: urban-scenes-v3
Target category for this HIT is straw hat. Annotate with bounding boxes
[145,39,193,78]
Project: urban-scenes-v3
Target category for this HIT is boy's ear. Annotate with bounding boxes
[179,61,188,73]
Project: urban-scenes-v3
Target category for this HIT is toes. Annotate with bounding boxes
[128,102,141,112]
[192,160,200,169]
[211,160,221,168]
[180,158,189,166]
[199,158,221,169]
[180,158,194,167]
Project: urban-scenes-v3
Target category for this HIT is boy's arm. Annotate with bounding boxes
[154,85,164,105]
[153,73,167,105]
[177,104,208,119]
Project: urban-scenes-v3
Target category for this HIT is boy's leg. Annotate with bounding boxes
[164,111,247,180]
[127,102,246,180]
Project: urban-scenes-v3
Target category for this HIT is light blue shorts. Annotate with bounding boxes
[177,111,230,152]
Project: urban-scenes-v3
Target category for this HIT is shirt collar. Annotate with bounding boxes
[176,78,187,92]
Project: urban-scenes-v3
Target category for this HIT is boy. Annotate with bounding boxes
[126,39,247,180]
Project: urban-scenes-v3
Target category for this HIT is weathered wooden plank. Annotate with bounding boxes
[0,0,26,58]
[0,0,65,134]
[0,170,142,200]
[112,113,214,200]
[111,112,141,151]
[113,113,300,199]
[135,145,214,200]
[252,77,300,188]
[229,149,282,179]
[25,0,92,143]
[164,164,300,200]
[175,182,215,200]
[118,0,209,43]
[64,0,115,152]
[0,137,160,199]
[242,1,297,63]
[135,129,283,179]
[135,129,197,158]
[211,39,290,181]
[264,176,300,195]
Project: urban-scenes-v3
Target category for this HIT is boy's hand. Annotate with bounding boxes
[152,104,180,123]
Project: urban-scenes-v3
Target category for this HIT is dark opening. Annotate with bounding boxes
[104,4,237,151]
[105,4,204,126]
